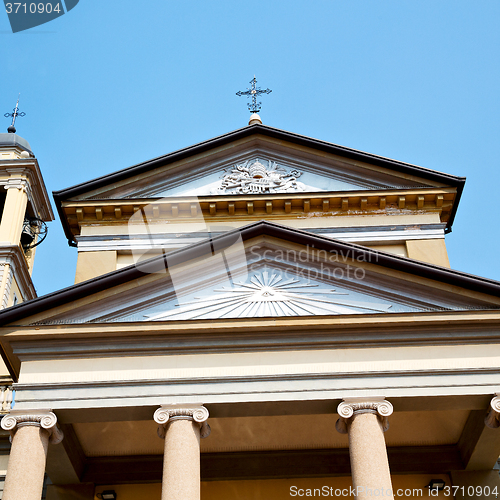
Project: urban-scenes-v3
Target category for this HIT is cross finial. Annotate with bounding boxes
[236,76,272,114]
[4,94,26,134]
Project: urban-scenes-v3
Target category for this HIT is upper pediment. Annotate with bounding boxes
[54,125,465,203]
[52,125,466,245]
[71,152,434,201]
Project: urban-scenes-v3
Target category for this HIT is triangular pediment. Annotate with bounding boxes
[3,222,499,327]
[54,125,462,203]
[73,152,431,201]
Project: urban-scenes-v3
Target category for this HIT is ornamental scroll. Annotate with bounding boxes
[216,159,306,194]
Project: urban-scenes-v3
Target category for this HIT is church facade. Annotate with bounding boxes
[1,116,500,500]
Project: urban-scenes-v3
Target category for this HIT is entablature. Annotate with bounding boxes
[61,187,457,243]
[8,316,500,411]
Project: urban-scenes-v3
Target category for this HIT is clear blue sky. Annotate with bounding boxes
[1,0,499,297]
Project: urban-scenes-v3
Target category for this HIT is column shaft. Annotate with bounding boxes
[155,405,210,500]
[348,412,394,500]
[162,419,201,500]
[0,185,28,244]
[2,424,50,500]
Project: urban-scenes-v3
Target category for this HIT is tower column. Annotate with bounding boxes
[0,262,13,309]
[0,410,64,500]
[154,404,211,500]
[0,177,29,245]
[336,399,394,500]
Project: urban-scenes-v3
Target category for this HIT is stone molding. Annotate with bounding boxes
[484,395,500,429]
[0,410,64,444]
[335,399,393,434]
[154,404,210,439]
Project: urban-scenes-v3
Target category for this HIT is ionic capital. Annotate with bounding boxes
[154,404,210,439]
[335,398,393,434]
[0,410,64,444]
[484,395,500,429]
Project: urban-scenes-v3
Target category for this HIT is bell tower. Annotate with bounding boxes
[0,126,53,309]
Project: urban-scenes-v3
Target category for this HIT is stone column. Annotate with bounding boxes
[154,404,210,500]
[1,410,64,500]
[336,399,394,500]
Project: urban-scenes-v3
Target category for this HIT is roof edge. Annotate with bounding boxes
[53,124,466,200]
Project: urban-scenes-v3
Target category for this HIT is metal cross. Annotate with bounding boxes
[4,94,26,133]
[236,76,272,114]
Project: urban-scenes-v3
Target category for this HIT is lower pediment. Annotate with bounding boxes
[21,229,499,326]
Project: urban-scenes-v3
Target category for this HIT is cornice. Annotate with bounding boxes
[59,187,457,241]
[0,158,54,221]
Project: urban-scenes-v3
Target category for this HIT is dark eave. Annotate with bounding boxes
[53,124,466,245]
[0,220,498,331]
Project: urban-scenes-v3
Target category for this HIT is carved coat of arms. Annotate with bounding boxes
[216,159,306,194]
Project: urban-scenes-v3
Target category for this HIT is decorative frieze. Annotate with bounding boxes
[154,405,210,439]
[336,399,393,434]
[484,395,500,429]
[1,410,64,444]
